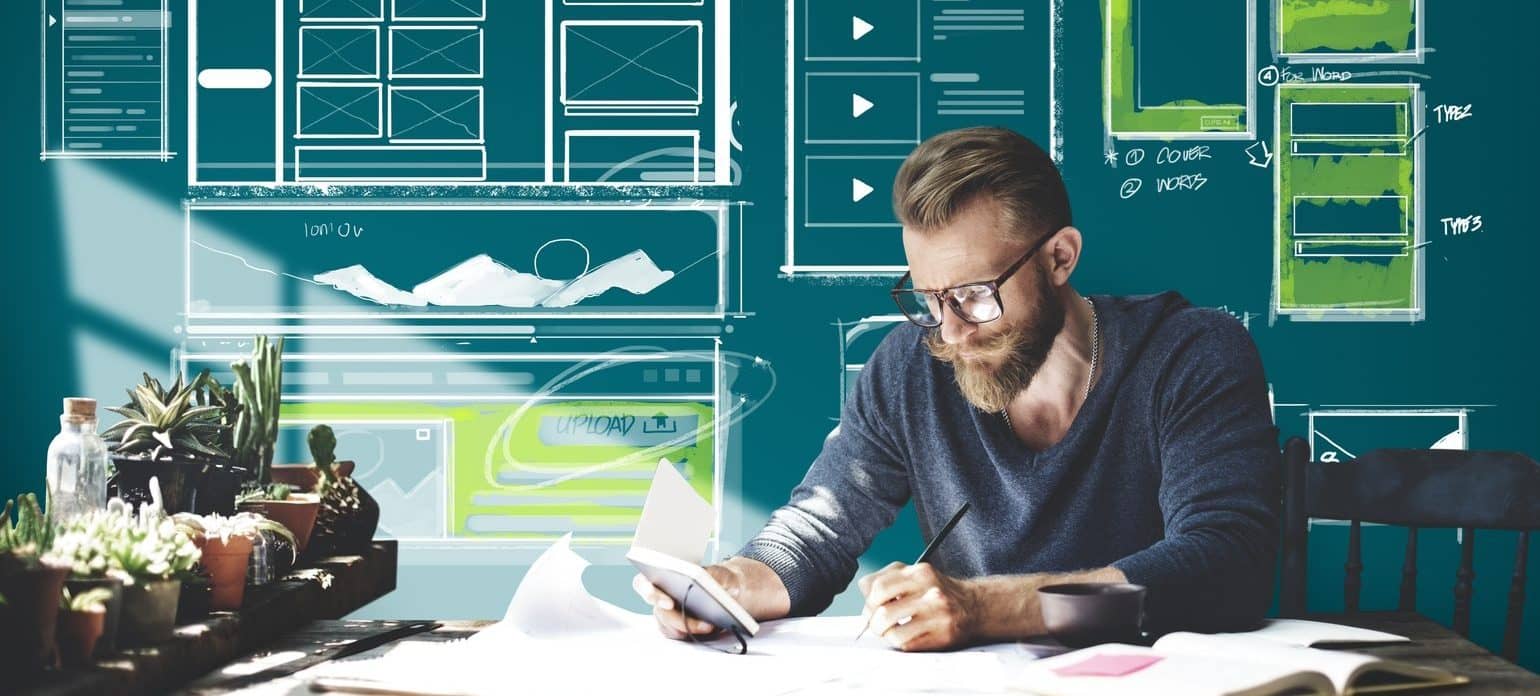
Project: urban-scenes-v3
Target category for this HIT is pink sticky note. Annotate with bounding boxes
[1051,653,1163,677]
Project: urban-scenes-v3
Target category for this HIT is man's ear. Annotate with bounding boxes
[1045,226,1082,287]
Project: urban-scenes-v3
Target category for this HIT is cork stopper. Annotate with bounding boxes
[63,397,98,421]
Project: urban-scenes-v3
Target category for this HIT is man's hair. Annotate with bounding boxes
[892,127,1072,243]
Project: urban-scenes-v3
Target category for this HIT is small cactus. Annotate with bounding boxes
[308,425,338,484]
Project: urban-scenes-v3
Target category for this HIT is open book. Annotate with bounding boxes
[1023,632,1466,696]
[624,459,759,637]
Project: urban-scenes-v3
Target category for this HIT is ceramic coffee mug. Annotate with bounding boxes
[1038,582,1147,648]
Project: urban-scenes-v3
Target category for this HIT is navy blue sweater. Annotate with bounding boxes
[737,292,1280,634]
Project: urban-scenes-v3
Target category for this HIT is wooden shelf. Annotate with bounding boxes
[23,540,397,696]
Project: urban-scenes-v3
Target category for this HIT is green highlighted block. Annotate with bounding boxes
[1280,0,1420,60]
[1275,84,1423,321]
[1103,0,1252,139]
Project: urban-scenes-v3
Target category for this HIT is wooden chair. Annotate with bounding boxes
[1279,436,1540,662]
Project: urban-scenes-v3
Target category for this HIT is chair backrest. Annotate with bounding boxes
[1280,436,1540,662]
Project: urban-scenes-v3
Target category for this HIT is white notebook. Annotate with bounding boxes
[1022,632,1465,696]
[625,459,759,637]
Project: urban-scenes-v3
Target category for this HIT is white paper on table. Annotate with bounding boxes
[630,458,714,565]
[1218,618,1409,647]
[306,532,1040,695]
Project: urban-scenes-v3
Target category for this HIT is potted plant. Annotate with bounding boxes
[307,425,379,559]
[103,370,242,515]
[104,495,201,646]
[57,586,113,668]
[51,509,132,656]
[0,493,71,679]
[224,337,323,556]
[176,510,299,592]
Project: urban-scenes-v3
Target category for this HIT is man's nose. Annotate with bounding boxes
[938,302,977,345]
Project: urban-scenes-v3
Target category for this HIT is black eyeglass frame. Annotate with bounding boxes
[889,230,1056,328]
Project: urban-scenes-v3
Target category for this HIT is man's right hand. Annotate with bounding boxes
[631,556,792,641]
[632,565,737,639]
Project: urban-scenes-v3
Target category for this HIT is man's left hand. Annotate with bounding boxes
[857,562,977,652]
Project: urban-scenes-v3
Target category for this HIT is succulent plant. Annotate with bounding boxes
[0,493,56,559]
[307,424,376,556]
[50,510,130,580]
[227,336,285,492]
[98,497,201,582]
[174,511,297,556]
[60,586,114,613]
[103,370,229,462]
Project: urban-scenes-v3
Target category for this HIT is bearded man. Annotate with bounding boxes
[633,127,1281,651]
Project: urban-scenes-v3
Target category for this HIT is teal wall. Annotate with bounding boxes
[6,0,1540,671]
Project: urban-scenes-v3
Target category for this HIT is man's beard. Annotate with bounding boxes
[924,268,1066,413]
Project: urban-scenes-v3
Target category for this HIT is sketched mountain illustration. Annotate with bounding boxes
[412,254,565,307]
[311,250,675,308]
[314,264,428,307]
[538,250,674,308]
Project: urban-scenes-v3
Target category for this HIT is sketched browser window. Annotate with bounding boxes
[182,336,727,566]
[1305,408,1469,527]
[189,0,732,186]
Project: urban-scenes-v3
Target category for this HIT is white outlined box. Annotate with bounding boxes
[295,82,383,139]
[389,26,484,79]
[391,0,485,22]
[803,155,904,228]
[388,85,485,143]
[298,26,381,79]
[803,72,921,145]
[563,130,701,184]
[560,20,704,108]
[294,145,488,181]
[803,0,920,62]
[300,0,384,23]
[1291,195,1408,238]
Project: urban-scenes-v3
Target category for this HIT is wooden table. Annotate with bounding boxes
[1301,612,1540,694]
[176,610,1540,694]
[24,541,397,696]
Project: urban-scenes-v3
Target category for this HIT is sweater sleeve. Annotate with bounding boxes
[1111,315,1281,633]
[734,331,913,617]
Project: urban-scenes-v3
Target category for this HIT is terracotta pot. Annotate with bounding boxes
[119,577,180,646]
[65,576,123,656]
[271,461,354,492]
[202,534,254,611]
[238,493,320,555]
[0,558,70,679]
[56,608,106,669]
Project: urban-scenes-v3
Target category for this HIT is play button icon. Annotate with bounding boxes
[853,16,874,41]
[851,178,875,203]
[852,93,874,118]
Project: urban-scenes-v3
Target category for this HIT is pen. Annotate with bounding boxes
[855,501,971,641]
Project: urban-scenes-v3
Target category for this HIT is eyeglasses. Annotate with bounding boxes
[890,232,1055,328]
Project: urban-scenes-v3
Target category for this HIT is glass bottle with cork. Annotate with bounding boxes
[45,397,109,523]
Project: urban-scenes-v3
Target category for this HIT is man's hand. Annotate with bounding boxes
[631,557,791,641]
[858,562,978,652]
[632,565,736,640]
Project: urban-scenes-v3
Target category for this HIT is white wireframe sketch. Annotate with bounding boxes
[188,0,733,187]
[1275,0,1425,64]
[1102,0,1256,141]
[783,0,1061,277]
[41,0,173,161]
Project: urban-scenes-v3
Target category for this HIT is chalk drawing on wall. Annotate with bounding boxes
[1273,83,1425,323]
[783,0,1062,276]
[1276,0,1424,64]
[1102,0,1256,141]
[41,0,173,160]
[189,0,733,187]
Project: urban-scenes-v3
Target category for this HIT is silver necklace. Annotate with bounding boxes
[1003,296,1098,431]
